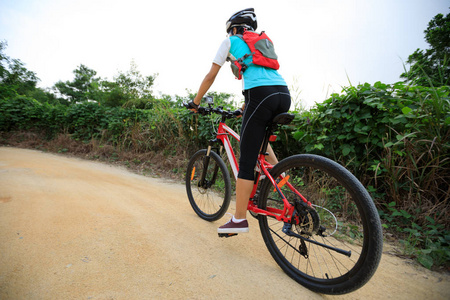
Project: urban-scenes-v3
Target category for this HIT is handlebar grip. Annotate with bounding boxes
[184,101,199,110]
[233,108,243,116]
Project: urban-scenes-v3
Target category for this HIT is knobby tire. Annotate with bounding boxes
[186,149,232,221]
[257,154,383,294]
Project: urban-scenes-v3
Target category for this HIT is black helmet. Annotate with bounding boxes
[225,8,257,34]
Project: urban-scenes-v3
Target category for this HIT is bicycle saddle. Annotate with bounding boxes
[272,113,295,125]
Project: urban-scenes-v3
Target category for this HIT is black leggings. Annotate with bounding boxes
[238,85,291,180]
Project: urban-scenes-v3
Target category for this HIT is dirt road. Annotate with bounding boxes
[0,147,448,299]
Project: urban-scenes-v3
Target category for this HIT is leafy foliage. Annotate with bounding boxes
[283,81,449,269]
[53,61,158,108]
[0,41,39,99]
[114,60,156,100]
[0,41,65,105]
[290,81,449,217]
[401,12,450,86]
[380,202,450,269]
[54,64,100,103]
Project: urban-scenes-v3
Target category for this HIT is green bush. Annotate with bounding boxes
[290,82,449,216]
[0,96,50,132]
[285,82,449,269]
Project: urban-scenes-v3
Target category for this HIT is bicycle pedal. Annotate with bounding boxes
[218,233,238,238]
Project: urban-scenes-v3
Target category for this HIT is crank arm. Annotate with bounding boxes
[282,224,352,257]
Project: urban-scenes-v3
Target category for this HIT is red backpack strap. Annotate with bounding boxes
[228,54,251,80]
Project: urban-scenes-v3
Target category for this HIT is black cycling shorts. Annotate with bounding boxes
[238,85,291,180]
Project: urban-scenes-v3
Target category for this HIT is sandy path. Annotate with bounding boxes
[0,147,449,299]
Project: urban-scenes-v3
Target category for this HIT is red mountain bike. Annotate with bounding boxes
[184,97,383,295]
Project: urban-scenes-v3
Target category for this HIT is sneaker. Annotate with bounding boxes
[218,216,249,234]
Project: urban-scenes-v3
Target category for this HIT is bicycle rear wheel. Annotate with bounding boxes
[258,154,382,295]
[186,149,231,221]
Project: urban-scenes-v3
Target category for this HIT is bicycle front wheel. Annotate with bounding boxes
[258,154,383,295]
[186,149,231,221]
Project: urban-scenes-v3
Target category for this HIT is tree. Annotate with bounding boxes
[0,41,40,99]
[101,60,157,108]
[54,64,101,103]
[114,60,156,100]
[98,80,130,107]
[401,12,450,86]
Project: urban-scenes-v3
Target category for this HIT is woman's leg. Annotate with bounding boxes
[265,143,279,165]
[218,86,291,233]
[234,178,254,219]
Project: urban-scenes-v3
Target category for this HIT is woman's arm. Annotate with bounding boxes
[193,63,222,106]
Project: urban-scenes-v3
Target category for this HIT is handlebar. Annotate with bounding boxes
[184,102,242,120]
[198,106,241,118]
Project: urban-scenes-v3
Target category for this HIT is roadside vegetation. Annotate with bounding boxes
[1,13,449,271]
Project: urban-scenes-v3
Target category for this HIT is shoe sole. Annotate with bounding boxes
[217,227,249,234]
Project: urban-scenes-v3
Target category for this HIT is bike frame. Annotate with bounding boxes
[215,122,240,180]
[211,120,308,223]
[194,107,353,257]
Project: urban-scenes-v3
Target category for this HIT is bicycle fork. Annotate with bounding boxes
[199,145,221,189]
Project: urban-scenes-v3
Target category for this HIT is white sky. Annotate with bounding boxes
[1,0,449,108]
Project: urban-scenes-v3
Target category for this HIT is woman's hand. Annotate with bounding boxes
[186,101,199,112]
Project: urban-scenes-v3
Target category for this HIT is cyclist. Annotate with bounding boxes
[187,8,291,234]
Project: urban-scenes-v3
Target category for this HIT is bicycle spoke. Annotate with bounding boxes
[258,154,382,294]
[186,150,231,221]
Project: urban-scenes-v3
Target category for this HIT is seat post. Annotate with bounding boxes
[260,113,294,156]
[260,122,277,156]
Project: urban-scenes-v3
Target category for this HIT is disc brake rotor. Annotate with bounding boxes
[293,201,320,236]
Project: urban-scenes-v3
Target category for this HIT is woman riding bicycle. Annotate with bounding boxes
[188,8,291,234]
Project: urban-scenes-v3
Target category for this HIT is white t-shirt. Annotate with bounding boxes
[212,38,232,66]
